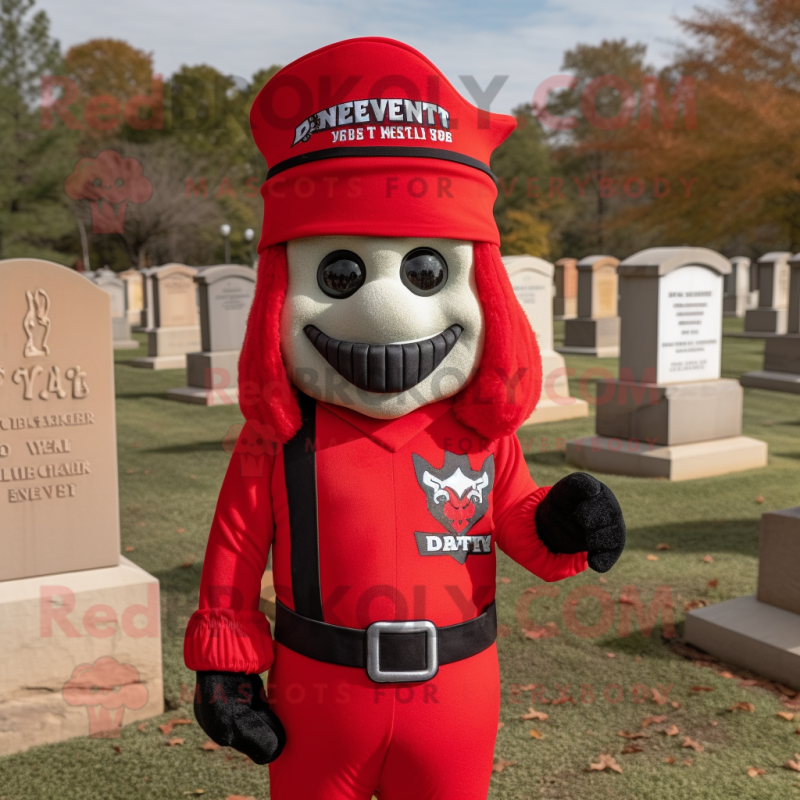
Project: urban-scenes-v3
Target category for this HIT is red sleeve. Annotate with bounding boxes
[492,434,588,582]
[183,421,276,674]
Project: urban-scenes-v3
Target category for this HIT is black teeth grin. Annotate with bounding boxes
[304,324,464,393]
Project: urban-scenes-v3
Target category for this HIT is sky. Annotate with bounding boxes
[47,0,706,114]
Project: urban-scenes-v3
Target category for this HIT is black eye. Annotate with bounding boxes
[400,248,448,296]
[317,250,366,298]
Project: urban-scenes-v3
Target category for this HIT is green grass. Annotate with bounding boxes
[1,323,799,799]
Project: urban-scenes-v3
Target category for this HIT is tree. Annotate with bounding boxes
[615,0,800,253]
[491,104,554,257]
[0,0,78,262]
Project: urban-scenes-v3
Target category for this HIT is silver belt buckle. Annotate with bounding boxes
[366,620,439,683]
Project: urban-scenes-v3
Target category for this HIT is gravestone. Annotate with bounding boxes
[743,251,791,335]
[554,257,578,320]
[0,258,162,754]
[502,256,588,424]
[119,269,144,328]
[559,255,620,357]
[723,257,758,317]
[167,265,257,405]
[740,253,800,393]
[88,269,138,350]
[128,263,201,370]
[566,247,767,480]
[686,506,800,690]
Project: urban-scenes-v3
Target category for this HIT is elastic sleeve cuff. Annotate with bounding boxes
[183,609,274,674]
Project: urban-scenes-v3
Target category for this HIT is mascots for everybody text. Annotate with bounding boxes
[184,37,626,800]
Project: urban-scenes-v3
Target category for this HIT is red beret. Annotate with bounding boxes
[250,37,516,248]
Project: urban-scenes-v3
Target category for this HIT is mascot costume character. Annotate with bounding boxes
[185,37,626,800]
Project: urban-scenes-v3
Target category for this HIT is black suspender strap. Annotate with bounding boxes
[283,391,324,621]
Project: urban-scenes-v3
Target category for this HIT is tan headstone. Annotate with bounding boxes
[120,269,144,326]
[554,258,578,318]
[153,264,199,328]
[502,255,588,424]
[0,259,120,581]
[744,252,792,334]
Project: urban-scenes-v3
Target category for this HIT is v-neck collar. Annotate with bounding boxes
[319,396,455,453]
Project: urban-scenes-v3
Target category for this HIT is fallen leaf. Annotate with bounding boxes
[606,652,616,658]
[621,745,644,754]
[755,495,764,504]
[598,577,607,584]
[588,754,623,774]
[176,527,186,534]
[656,543,671,551]
[691,686,714,693]
[702,555,714,563]
[618,731,649,740]
[777,685,799,698]
[497,624,510,639]
[521,708,549,721]
[780,711,798,721]
[113,745,122,754]
[499,577,511,584]
[619,594,636,605]
[143,469,151,475]
[201,741,220,751]
[784,755,800,773]
[132,442,140,448]
[523,622,558,640]
[664,757,676,764]
[729,702,755,713]
[190,474,197,480]
[706,579,719,588]
[747,767,766,777]
[181,560,194,569]
[642,715,667,728]
[682,758,693,766]
[137,723,148,732]
[719,671,735,679]
[529,729,543,739]
[125,546,135,553]
[125,469,135,474]
[646,554,659,561]
[159,718,193,736]
[665,725,680,736]
[651,688,668,706]
[166,738,184,746]
[685,599,708,611]
[671,701,681,709]
[139,521,146,527]
[682,737,704,752]
[492,758,516,773]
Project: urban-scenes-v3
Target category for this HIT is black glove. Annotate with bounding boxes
[534,472,625,573]
[194,671,286,764]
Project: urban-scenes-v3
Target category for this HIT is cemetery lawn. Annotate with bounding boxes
[1,319,799,800]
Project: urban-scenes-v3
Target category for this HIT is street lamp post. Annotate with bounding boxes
[220,223,231,263]
[244,228,255,268]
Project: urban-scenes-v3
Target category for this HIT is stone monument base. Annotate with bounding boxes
[166,350,241,406]
[127,354,188,370]
[743,307,787,335]
[0,556,163,755]
[565,435,768,481]
[522,396,590,425]
[128,326,201,369]
[595,378,743,446]
[559,317,620,357]
[740,370,800,394]
[684,596,800,691]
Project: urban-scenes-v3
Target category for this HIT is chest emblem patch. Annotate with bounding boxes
[412,451,495,563]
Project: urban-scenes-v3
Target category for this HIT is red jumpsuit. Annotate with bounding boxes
[184,395,587,799]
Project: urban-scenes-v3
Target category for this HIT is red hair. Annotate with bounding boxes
[238,242,541,443]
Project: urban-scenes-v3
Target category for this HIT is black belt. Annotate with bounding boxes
[274,599,497,683]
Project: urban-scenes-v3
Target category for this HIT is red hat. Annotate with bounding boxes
[250,37,516,248]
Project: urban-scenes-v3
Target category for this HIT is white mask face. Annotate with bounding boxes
[282,236,484,419]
